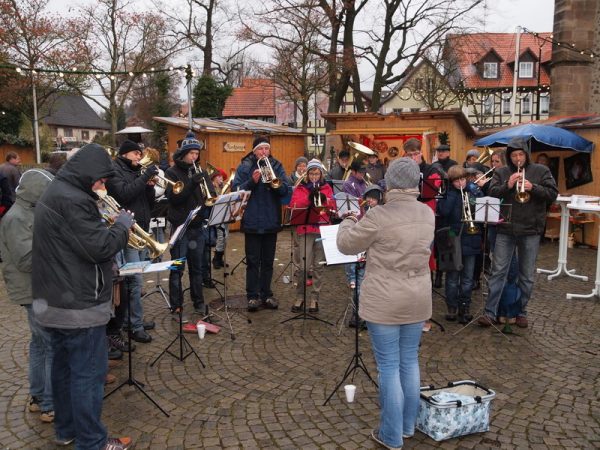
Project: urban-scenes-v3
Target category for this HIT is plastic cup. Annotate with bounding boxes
[196,323,206,339]
[282,275,290,284]
[344,384,356,403]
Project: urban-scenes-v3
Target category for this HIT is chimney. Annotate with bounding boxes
[550,0,600,116]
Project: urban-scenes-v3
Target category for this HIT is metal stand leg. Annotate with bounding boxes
[151,308,205,366]
[567,223,600,300]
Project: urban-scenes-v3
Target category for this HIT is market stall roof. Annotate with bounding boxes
[116,126,153,134]
[153,117,304,135]
[474,123,594,153]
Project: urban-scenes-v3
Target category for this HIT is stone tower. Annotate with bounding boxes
[550,0,600,116]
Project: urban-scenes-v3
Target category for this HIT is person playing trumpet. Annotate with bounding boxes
[232,136,291,312]
[165,132,216,322]
[478,137,557,328]
[105,139,157,344]
[289,159,334,313]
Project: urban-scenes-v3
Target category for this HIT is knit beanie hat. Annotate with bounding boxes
[252,136,270,151]
[466,149,480,158]
[306,158,324,173]
[384,157,420,190]
[118,139,141,156]
[174,131,203,159]
[295,156,309,168]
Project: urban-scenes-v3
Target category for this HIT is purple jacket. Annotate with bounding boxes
[342,174,367,199]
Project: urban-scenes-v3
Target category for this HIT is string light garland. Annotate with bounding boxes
[522,28,596,59]
[0,63,191,78]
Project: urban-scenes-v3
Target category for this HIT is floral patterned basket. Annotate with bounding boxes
[416,380,496,441]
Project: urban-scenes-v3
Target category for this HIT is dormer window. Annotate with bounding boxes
[519,61,534,78]
[483,62,498,79]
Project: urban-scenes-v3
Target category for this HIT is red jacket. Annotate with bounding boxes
[289,183,335,234]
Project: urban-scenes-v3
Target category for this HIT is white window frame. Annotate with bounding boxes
[521,94,532,115]
[310,134,324,146]
[540,95,550,114]
[483,62,498,79]
[519,61,534,78]
[502,93,511,114]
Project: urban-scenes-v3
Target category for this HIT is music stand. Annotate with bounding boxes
[274,226,301,284]
[204,190,253,340]
[142,217,170,309]
[230,256,247,275]
[106,279,169,416]
[454,197,512,339]
[280,204,334,328]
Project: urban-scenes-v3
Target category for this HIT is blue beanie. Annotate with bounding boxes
[174,131,203,159]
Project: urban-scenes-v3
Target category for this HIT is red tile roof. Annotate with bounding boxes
[222,78,276,118]
[445,32,552,89]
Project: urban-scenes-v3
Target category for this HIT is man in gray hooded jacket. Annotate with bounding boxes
[0,169,55,422]
[32,144,135,450]
[478,137,558,328]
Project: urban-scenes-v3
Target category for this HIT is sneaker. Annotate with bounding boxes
[108,346,123,360]
[171,308,189,323]
[477,315,496,327]
[194,305,208,316]
[143,321,155,330]
[422,321,432,332]
[247,298,261,312]
[103,436,133,450]
[108,334,135,353]
[349,281,356,289]
[370,429,402,450]
[515,316,528,328]
[131,329,152,343]
[263,297,279,310]
[28,396,41,412]
[202,279,216,289]
[40,410,54,423]
[55,436,75,446]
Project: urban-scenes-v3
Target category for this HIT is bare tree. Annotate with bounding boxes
[67,0,185,145]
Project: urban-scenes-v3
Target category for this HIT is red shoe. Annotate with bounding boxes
[306,279,313,286]
[104,437,133,450]
[477,315,495,327]
[515,316,528,328]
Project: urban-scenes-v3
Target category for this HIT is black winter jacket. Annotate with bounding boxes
[165,159,215,228]
[232,152,291,234]
[488,141,558,236]
[32,144,129,329]
[105,156,155,231]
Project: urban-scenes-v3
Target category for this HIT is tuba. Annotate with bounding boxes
[139,153,184,194]
[460,185,479,235]
[258,156,281,188]
[96,190,168,259]
[343,141,376,181]
[514,162,531,204]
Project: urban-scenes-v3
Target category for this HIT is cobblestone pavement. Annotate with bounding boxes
[1,232,599,450]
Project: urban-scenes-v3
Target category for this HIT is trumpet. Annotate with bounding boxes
[514,163,531,204]
[258,156,281,188]
[138,153,184,194]
[96,190,168,259]
[309,184,328,210]
[460,185,479,235]
[193,161,217,206]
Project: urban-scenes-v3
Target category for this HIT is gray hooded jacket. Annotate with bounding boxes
[0,169,54,305]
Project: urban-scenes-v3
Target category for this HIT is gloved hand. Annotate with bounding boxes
[192,172,205,184]
[142,165,159,181]
[115,210,135,229]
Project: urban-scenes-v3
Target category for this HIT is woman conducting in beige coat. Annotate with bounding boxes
[337,157,435,450]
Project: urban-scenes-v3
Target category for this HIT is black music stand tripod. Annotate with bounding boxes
[105,279,169,416]
[281,204,333,328]
[324,261,377,405]
[274,226,301,284]
[204,194,253,340]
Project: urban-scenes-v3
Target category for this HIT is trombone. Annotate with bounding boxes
[514,162,531,204]
[258,156,281,188]
[96,190,168,259]
[460,185,479,235]
[193,161,217,206]
[139,153,184,194]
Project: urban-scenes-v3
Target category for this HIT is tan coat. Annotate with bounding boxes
[337,189,434,325]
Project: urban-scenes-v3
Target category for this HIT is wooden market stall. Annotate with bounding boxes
[322,110,476,168]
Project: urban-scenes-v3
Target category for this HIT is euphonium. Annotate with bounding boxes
[219,169,236,195]
[96,190,168,259]
[139,153,184,194]
[460,185,479,235]
[514,163,531,204]
[193,161,217,206]
[258,156,281,188]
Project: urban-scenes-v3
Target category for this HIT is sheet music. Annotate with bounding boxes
[208,190,251,226]
[168,205,203,245]
[474,197,501,223]
[334,192,360,218]
[142,260,179,273]
[319,224,362,265]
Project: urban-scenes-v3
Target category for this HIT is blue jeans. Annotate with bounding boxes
[25,305,53,412]
[169,226,204,311]
[445,254,477,309]
[485,233,541,318]
[367,321,424,448]
[50,326,108,450]
[123,247,145,332]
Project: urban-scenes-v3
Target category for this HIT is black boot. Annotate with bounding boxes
[212,251,224,269]
[434,271,443,288]
[445,306,457,321]
[458,303,472,324]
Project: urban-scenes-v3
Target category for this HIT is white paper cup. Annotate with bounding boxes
[196,323,206,339]
[344,384,356,403]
